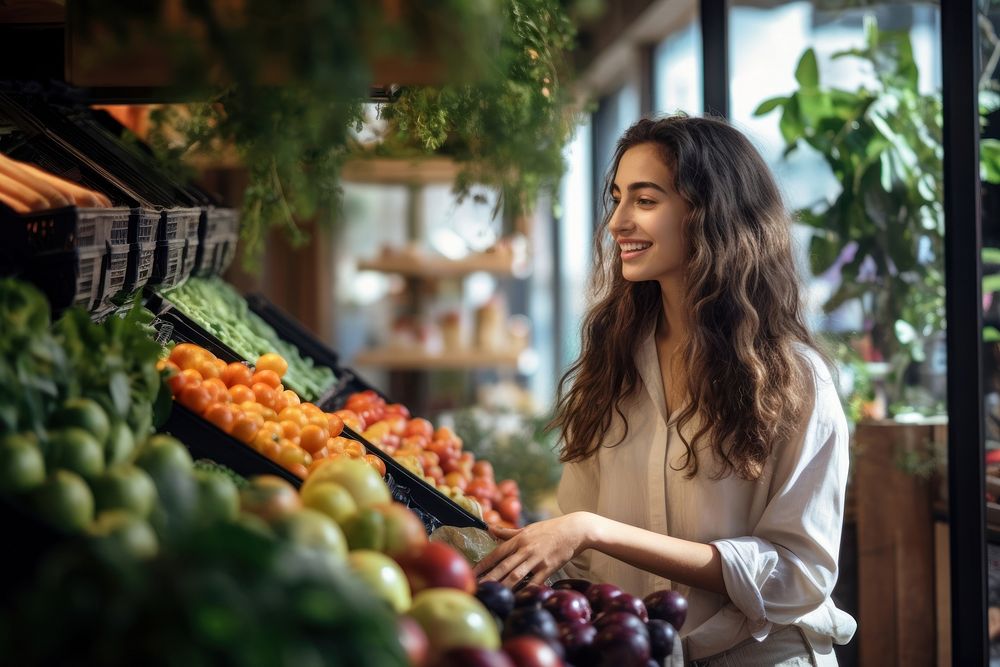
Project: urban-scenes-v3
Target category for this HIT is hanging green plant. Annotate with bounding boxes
[374,0,580,222]
[72,0,507,266]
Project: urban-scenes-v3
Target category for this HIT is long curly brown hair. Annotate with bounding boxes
[551,115,822,480]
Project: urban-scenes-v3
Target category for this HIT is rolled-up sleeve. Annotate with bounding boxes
[711,354,850,639]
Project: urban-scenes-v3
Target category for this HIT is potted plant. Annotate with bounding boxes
[755,16,1000,416]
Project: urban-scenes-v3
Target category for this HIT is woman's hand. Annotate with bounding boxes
[473,511,594,588]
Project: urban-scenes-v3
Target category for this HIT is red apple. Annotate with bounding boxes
[385,403,411,419]
[397,615,429,667]
[497,496,522,524]
[376,502,428,558]
[498,479,520,498]
[395,541,476,595]
[501,636,562,667]
[472,460,495,479]
[408,589,500,661]
[438,647,516,667]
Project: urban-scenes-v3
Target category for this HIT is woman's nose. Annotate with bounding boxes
[608,205,631,235]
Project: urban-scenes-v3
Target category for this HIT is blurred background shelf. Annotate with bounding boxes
[353,346,529,370]
[357,251,516,279]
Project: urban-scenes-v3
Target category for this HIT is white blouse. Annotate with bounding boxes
[556,331,857,662]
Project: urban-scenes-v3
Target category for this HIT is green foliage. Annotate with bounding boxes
[755,16,1000,410]
[380,0,580,220]
[0,280,166,441]
[82,1,579,265]
[0,520,406,666]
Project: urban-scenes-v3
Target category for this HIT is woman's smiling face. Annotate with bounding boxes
[607,142,690,284]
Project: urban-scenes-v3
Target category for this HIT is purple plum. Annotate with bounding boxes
[542,589,592,624]
[585,583,624,615]
[643,589,688,631]
[646,619,676,662]
[603,593,648,623]
[514,583,556,609]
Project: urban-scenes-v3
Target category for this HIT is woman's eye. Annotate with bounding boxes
[637,198,655,206]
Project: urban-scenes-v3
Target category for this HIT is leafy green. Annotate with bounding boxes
[161,278,336,400]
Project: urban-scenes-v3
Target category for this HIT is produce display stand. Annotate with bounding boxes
[147,290,486,533]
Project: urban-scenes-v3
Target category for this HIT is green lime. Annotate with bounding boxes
[90,510,159,559]
[105,421,135,467]
[0,434,45,493]
[33,470,94,534]
[195,469,240,524]
[48,398,110,446]
[91,465,158,518]
[45,428,105,479]
[341,506,386,552]
[134,434,192,480]
[272,508,348,560]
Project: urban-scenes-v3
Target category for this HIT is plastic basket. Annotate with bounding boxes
[73,245,104,310]
[216,233,238,275]
[130,207,158,244]
[203,207,239,239]
[122,241,157,295]
[149,238,186,288]
[75,207,129,247]
[180,238,199,282]
[94,243,130,311]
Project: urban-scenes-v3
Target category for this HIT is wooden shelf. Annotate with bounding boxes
[341,157,462,185]
[353,346,528,370]
[357,251,516,278]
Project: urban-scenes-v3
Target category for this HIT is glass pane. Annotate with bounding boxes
[653,17,703,116]
[730,3,944,665]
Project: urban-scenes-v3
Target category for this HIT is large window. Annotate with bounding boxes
[653,17,703,116]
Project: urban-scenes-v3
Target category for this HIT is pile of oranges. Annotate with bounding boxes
[158,343,386,480]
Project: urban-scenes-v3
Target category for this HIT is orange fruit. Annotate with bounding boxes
[178,368,203,390]
[282,390,301,407]
[231,415,261,444]
[251,382,277,410]
[300,425,329,454]
[229,384,256,404]
[253,429,279,452]
[334,409,364,432]
[279,420,302,440]
[203,403,236,434]
[277,407,307,427]
[271,391,289,414]
[277,445,311,469]
[326,413,344,438]
[221,362,253,388]
[251,369,282,389]
[260,439,282,460]
[301,403,323,417]
[306,414,330,430]
[169,343,206,369]
[364,454,387,477]
[255,353,289,379]
[196,357,221,380]
[288,463,308,479]
[178,385,212,414]
[203,378,230,404]
[343,440,366,458]
[260,407,278,422]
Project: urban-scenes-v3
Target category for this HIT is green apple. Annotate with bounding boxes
[408,588,500,660]
[301,481,358,525]
[272,508,348,560]
[348,549,412,613]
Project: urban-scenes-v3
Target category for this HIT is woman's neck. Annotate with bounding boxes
[657,277,688,343]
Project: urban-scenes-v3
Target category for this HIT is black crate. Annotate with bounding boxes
[163,402,302,488]
[95,243,130,311]
[73,245,104,310]
[152,295,485,532]
[216,233,238,275]
[149,238,186,289]
[130,207,158,244]
[180,238,199,283]
[122,241,157,295]
[76,207,129,247]
[203,207,239,239]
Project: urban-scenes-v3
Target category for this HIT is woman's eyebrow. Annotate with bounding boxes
[610,181,668,195]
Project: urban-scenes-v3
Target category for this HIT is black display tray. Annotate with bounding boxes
[147,295,485,532]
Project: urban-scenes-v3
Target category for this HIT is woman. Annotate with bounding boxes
[473,116,857,665]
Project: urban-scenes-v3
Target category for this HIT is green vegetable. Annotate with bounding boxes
[162,278,336,400]
[193,458,250,490]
